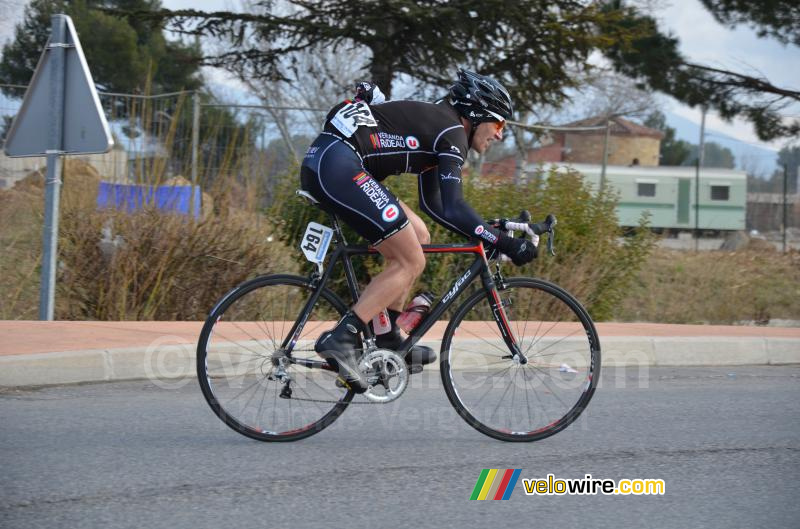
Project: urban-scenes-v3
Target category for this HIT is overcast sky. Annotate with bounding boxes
[1,0,797,151]
[654,1,799,152]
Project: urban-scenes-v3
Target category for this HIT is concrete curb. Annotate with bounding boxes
[1,336,798,388]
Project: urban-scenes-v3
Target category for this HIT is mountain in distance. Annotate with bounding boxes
[664,111,779,177]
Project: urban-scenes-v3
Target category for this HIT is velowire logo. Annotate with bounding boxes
[470,469,522,500]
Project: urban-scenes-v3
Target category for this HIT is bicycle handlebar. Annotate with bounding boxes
[488,211,557,257]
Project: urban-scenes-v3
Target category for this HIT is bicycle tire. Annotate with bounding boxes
[440,277,600,442]
[197,274,353,442]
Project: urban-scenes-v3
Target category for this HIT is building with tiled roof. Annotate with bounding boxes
[482,115,665,179]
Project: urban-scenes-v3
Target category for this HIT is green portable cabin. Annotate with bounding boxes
[545,163,747,231]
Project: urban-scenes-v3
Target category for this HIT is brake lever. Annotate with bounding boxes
[528,214,557,256]
[487,212,557,259]
[546,214,556,256]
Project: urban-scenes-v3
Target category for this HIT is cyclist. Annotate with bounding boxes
[301,69,536,392]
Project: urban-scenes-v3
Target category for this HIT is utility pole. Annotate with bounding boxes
[600,117,611,192]
[694,107,706,252]
[190,92,200,219]
[783,164,789,253]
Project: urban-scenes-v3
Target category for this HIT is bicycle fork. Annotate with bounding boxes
[482,267,528,365]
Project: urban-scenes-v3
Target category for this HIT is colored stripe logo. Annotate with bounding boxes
[352,172,370,186]
[470,469,522,500]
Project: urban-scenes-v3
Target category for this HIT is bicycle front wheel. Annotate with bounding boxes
[197,274,353,442]
[441,277,600,442]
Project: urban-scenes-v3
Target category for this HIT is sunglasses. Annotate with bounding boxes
[491,120,506,134]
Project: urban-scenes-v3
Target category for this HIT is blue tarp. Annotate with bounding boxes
[97,182,201,217]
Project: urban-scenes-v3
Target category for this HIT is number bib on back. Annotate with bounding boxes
[330,101,378,137]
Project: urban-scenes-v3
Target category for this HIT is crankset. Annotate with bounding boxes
[360,349,409,403]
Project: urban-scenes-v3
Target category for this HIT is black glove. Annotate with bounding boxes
[496,234,537,266]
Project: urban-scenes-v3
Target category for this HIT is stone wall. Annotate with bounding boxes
[0,149,129,188]
[563,134,661,166]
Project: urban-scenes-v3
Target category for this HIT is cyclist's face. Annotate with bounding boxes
[471,120,504,153]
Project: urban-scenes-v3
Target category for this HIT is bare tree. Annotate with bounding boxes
[227,1,367,163]
[578,68,660,120]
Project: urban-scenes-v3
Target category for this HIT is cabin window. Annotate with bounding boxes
[637,183,656,197]
[711,185,729,201]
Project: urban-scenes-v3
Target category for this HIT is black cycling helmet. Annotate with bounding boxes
[448,68,513,124]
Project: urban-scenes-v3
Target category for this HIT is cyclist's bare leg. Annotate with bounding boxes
[383,201,430,312]
[351,223,425,323]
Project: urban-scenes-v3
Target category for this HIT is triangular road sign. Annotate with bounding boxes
[4,15,113,157]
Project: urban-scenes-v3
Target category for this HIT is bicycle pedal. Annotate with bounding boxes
[408,365,423,375]
[335,376,351,390]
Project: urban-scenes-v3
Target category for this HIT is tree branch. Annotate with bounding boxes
[683,62,800,100]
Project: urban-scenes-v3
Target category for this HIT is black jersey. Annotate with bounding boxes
[316,99,501,247]
[323,100,467,181]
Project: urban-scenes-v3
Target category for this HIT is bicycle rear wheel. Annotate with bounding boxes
[197,274,353,442]
[441,277,600,442]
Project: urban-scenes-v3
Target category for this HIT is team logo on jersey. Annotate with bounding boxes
[370,132,406,149]
[474,225,485,236]
[441,172,461,182]
[353,172,371,185]
[480,229,498,244]
[354,171,391,210]
[382,204,400,222]
[450,146,461,154]
[405,136,420,150]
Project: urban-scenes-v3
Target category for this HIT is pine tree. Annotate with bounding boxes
[0,0,203,94]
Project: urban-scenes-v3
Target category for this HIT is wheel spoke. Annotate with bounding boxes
[197,277,352,441]
[469,365,513,409]
[443,279,599,441]
[457,322,510,357]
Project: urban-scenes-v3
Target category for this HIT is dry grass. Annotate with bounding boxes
[616,247,800,324]
[0,159,291,320]
[58,207,291,320]
[0,175,43,319]
[3,159,797,324]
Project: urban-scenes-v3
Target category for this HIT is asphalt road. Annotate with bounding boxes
[1,366,799,528]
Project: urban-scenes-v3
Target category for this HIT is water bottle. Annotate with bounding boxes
[396,292,435,333]
[371,309,392,335]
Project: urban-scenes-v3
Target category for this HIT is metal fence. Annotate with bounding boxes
[0,83,329,209]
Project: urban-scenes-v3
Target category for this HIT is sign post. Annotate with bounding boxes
[3,14,113,320]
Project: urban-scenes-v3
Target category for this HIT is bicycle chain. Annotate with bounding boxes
[284,395,381,405]
[275,350,410,405]
[285,377,402,405]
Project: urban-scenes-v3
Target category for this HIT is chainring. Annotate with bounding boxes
[360,349,409,403]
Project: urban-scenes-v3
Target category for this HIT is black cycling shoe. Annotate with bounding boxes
[375,328,437,369]
[315,312,369,393]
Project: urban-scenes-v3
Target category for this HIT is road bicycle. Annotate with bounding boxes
[197,190,600,442]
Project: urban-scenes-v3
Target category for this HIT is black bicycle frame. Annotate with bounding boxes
[281,213,524,369]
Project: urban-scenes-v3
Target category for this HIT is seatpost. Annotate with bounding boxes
[329,213,347,245]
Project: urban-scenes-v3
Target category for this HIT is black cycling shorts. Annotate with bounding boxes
[300,133,409,245]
